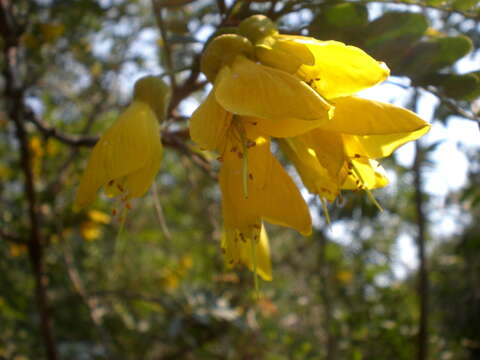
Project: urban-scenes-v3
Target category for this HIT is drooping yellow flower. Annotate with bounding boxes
[236,15,430,204]
[281,97,430,202]
[192,34,334,145]
[190,35,316,276]
[218,119,311,236]
[239,15,390,100]
[74,76,170,210]
[190,15,430,279]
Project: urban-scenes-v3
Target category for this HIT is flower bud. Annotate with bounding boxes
[200,34,254,82]
[133,76,171,122]
[239,15,278,44]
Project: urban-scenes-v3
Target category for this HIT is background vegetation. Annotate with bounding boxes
[1,0,479,359]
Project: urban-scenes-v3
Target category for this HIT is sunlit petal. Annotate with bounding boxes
[189,90,232,151]
[215,55,331,121]
[297,40,390,99]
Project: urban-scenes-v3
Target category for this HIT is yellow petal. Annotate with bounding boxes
[259,156,312,236]
[220,122,310,235]
[221,225,272,281]
[189,90,232,150]
[342,130,430,159]
[297,39,390,99]
[252,115,327,138]
[321,97,430,136]
[255,35,315,74]
[219,129,272,232]
[215,55,331,121]
[123,133,163,198]
[74,101,158,209]
[279,138,339,202]
[300,129,345,180]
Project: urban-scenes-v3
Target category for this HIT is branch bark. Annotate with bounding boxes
[0,1,58,359]
[318,231,337,360]
[413,139,429,360]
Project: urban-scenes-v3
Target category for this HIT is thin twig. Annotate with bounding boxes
[151,181,173,241]
[0,229,26,244]
[152,0,177,91]
[26,108,98,147]
[422,86,480,126]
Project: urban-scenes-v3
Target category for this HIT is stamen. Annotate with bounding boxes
[238,125,249,199]
[366,189,384,212]
[320,197,331,226]
[350,160,384,212]
[250,235,259,299]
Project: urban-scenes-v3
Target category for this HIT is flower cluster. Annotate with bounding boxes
[190,15,430,281]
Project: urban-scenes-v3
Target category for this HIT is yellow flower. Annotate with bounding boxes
[192,34,334,146]
[240,15,390,100]
[190,71,312,237]
[281,97,430,202]
[74,76,170,210]
[236,15,430,203]
[218,119,311,237]
[190,16,429,278]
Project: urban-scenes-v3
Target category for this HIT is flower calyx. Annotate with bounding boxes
[238,15,278,44]
[133,75,171,122]
[200,34,254,82]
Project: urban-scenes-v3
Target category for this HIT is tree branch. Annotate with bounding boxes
[0,2,58,358]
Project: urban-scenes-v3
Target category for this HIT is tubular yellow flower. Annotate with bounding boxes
[193,34,333,146]
[281,97,430,202]
[217,118,310,280]
[190,15,428,278]
[240,15,390,100]
[74,76,170,210]
[219,119,311,237]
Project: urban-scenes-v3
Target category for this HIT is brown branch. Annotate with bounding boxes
[152,0,177,92]
[0,229,26,245]
[317,231,338,360]
[423,86,480,128]
[26,108,98,147]
[0,2,58,359]
[62,240,114,358]
[413,132,429,360]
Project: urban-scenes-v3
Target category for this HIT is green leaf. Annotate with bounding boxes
[400,35,473,79]
[309,3,368,44]
[364,12,428,49]
[362,12,428,72]
[441,72,480,101]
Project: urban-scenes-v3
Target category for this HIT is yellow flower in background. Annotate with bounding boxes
[74,76,170,210]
